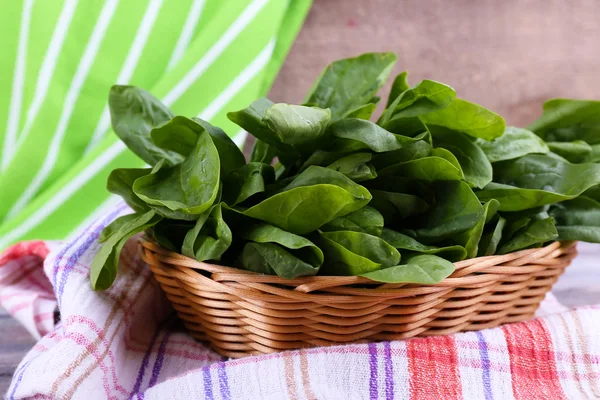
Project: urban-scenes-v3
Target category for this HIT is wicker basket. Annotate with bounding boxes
[139,238,577,358]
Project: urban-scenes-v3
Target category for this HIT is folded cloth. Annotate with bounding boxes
[1,207,599,400]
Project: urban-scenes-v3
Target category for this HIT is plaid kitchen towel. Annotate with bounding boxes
[0,0,311,250]
[1,206,599,400]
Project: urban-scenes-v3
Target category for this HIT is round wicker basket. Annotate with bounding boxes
[139,238,577,358]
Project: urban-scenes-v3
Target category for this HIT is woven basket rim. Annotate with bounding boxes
[139,237,576,289]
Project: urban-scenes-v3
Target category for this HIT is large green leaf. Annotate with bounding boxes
[455,200,499,258]
[385,71,410,108]
[151,219,193,252]
[304,52,397,120]
[369,190,429,222]
[547,140,593,163]
[108,85,180,166]
[343,103,377,120]
[420,98,505,140]
[91,210,162,290]
[263,104,332,152]
[549,196,600,242]
[133,129,220,215]
[240,166,371,234]
[250,139,276,164]
[475,127,549,163]
[326,152,376,182]
[151,116,246,176]
[319,230,400,275]
[477,154,600,211]
[222,162,275,205]
[412,181,484,243]
[379,79,456,125]
[329,118,402,152]
[360,255,455,284]
[381,228,467,261]
[378,156,464,181]
[477,216,506,256]
[239,223,323,278]
[528,99,600,144]
[498,217,558,254]
[106,168,150,213]
[430,126,493,188]
[321,206,384,236]
[181,203,232,261]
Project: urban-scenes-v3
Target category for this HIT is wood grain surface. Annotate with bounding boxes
[2,0,600,394]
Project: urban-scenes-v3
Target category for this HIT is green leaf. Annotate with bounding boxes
[91,210,162,290]
[430,147,464,177]
[498,217,558,254]
[381,228,467,261]
[528,99,600,144]
[192,117,246,175]
[151,220,193,252]
[98,213,138,243]
[304,52,397,120]
[386,71,410,108]
[371,138,432,169]
[106,168,150,213]
[222,162,275,205]
[240,166,371,234]
[369,190,429,222]
[133,128,220,215]
[360,255,455,284]
[250,139,276,164]
[413,181,484,243]
[547,140,593,163]
[151,116,245,176]
[420,98,505,140]
[343,103,377,120]
[475,127,549,162]
[326,152,377,182]
[239,223,323,278]
[319,230,400,275]
[378,156,464,181]
[430,126,493,188]
[379,79,456,125]
[549,196,600,242]
[263,104,332,152]
[478,216,506,256]
[455,200,499,258]
[321,206,384,236]
[181,203,232,261]
[329,118,402,152]
[477,154,600,211]
[108,85,180,166]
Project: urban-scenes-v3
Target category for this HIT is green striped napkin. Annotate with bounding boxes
[0,0,311,250]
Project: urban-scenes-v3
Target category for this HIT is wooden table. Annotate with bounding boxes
[3,0,600,394]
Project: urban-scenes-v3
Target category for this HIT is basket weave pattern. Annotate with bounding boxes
[139,238,577,358]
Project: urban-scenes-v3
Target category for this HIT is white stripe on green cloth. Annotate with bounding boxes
[166,0,206,72]
[9,0,79,167]
[5,0,120,220]
[0,0,312,249]
[85,0,164,155]
[2,0,34,171]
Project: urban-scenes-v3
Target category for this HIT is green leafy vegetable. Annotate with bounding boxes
[91,210,162,290]
[319,230,400,275]
[420,98,506,141]
[360,255,455,284]
[93,52,600,290]
[239,223,323,278]
[109,86,180,166]
[304,52,397,120]
[475,127,549,162]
